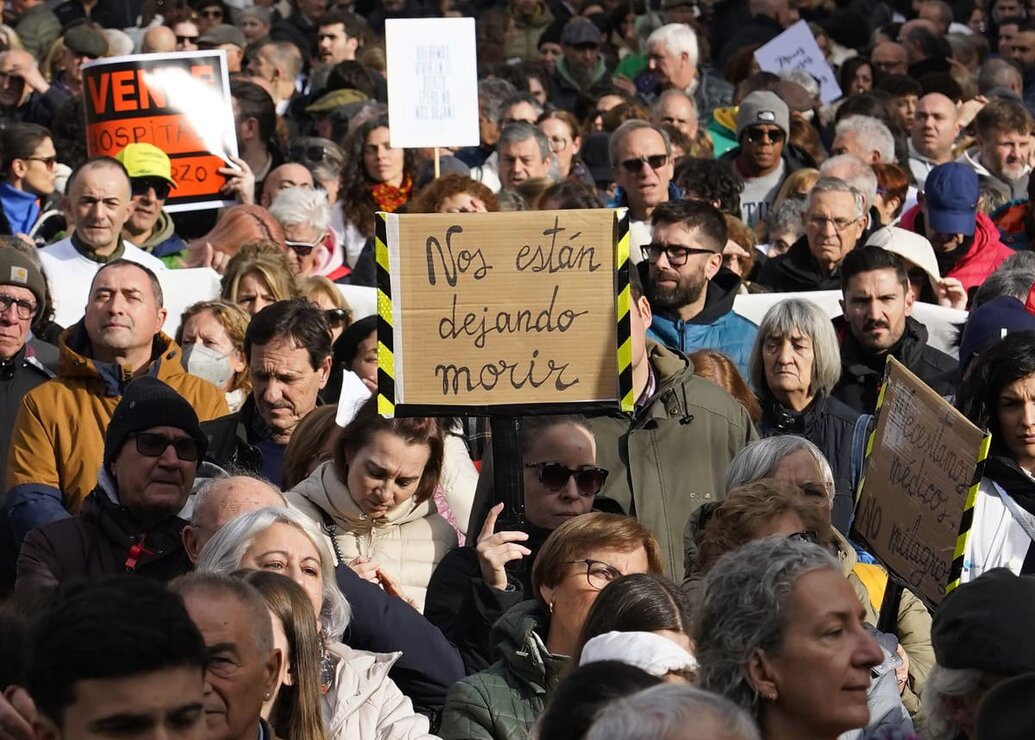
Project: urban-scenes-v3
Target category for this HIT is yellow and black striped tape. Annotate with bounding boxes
[374,212,395,418]
[614,211,633,412]
[946,433,991,596]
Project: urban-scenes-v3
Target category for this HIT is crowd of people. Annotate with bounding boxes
[3,0,1035,738]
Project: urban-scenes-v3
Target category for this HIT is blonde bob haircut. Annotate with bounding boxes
[749,298,842,399]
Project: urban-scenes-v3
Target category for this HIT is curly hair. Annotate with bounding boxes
[410,174,499,213]
[337,115,417,238]
[674,157,743,215]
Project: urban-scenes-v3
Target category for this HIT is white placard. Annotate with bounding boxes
[754,20,843,104]
[385,18,480,149]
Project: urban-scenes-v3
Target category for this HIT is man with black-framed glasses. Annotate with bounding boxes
[116,143,186,265]
[14,375,210,593]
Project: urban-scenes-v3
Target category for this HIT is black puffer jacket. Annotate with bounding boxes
[833,315,959,413]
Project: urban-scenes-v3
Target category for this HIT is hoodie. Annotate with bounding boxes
[644,264,759,379]
[133,208,186,264]
[958,147,1030,201]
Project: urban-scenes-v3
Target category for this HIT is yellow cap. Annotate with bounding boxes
[115,143,176,187]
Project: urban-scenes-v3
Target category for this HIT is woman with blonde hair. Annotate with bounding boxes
[300,275,352,344]
[176,299,251,412]
[220,241,300,315]
[772,168,820,212]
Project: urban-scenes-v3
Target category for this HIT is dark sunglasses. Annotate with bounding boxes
[289,144,329,162]
[788,530,818,544]
[744,127,786,144]
[285,235,324,257]
[176,34,199,44]
[131,432,199,461]
[524,461,608,496]
[619,154,667,174]
[131,178,172,199]
[325,307,350,328]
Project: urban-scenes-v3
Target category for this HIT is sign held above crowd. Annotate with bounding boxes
[81,50,238,212]
[754,20,843,104]
[375,209,632,417]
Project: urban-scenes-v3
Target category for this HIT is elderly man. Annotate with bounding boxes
[646,23,732,122]
[260,162,314,207]
[832,115,896,164]
[181,476,285,562]
[248,41,303,118]
[198,23,245,73]
[909,93,962,188]
[757,177,868,292]
[820,154,886,245]
[652,89,698,140]
[115,143,185,262]
[641,200,758,377]
[609,120,678,252]
[5,260,228,545]
[549,18,609,113]
[833,246,958,413]
[872,41,909,77]
[496,121,552,191]
[14,376,210,593]
[141,24,177,52]
[720,91,815,229]
[959,97,1032,199]
[900,19,949,77]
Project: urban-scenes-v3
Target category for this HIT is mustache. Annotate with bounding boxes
[863,319,889,331]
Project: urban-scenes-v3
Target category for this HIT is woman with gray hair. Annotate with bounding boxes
[196,506,437,739]
[585,684,760,740]
[268,186,348,280]
[749,298,868,532]
[694,537,885,740]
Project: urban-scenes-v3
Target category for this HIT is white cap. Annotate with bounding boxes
[579,631,698,676]
[872,226,941,290]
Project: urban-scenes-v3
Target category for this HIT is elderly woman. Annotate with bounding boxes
[196,507,436,739]
[426,415,611,672]
[176,299,251,412]
[438,512,663,740]
[750,298,867,532]
[286,397,454,612]
[586,685,760,740]
[220,241,300,315]
[694,537,886,740]
[269,187,351,280]
[956,330,1035,582]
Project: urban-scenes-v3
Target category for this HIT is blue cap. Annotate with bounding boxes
[924,162,978,237]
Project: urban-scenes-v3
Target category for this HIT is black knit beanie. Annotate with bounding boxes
[103,376,208,472]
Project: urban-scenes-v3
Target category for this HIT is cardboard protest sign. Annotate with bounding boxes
[384,18,479,149]
[81,50,238,212]
[851,357,990,608]
[754,20,843,104]
[375,210,632,416]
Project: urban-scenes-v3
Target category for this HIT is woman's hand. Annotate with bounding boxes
[218,155,255,206]
[475,503,531,591]
[377,566,419,610]
[935,277,968,310]
[348,555,381,583]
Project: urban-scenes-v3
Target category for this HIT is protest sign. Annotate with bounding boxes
[375,209,632,416]
[81,50,238,212]
[851,357,990,608]
[754,20,843,104]
[384,18,479,149]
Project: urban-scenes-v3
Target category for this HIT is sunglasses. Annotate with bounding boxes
[744,127,786,144]
[131,432,199,461]
[289,144,329,162]
[618,154,667,174]
[788,530,818,544]
[176,34,199,44]
[325,307,350,328]
[22,155,56,169]
[285,233,325,257]
[131,178,172,199]
[524,461,608,496]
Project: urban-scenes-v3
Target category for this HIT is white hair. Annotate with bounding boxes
[777,69,820,99]
[269,186,331,232]
[920,665,983,740]
[819,155,879,210]
[835,115,896,164]
[586,684,761,740]
[196,506,352,640]
[646,23,698,67]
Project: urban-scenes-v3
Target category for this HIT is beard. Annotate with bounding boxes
[648,270,707,311]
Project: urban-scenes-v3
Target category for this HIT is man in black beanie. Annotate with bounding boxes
[13,376,209,596]
[921,568,1035,740]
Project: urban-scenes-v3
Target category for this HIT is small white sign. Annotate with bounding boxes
[754,20,843,104]
[385,18,480,149]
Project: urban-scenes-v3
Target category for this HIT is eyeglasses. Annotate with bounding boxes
[176,34,199,44]
[131,177,172,200]
[289,144,330,162]
[806,215,859,232]
[788,530,818,544]
[565,559,623,591]
[200,8,223,17]
[130,432,199,461]
[285,233,326,257]
[324,307,351,328]
[619,154,668,174]
[0,293,37,319]
[21,155,56,169]
[641,242,715,266]
[524,461,608,496]
[743,127,786,144]
[546,136,570,151]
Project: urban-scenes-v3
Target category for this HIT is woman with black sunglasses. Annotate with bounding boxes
[425,415,621,674]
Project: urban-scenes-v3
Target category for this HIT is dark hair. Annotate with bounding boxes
[519,414,591,455]
[674,158,744,216]
[0,609,28,689]
[839,57,875,94]
[834,91,894,125]
[535,661,662,740]
[877,74,923,98]
[957,331,1035,459]
[333,314,375,369]
[28,577,207,724]
[975,97,1032,139]
[650,199,728,252]
[324,60,378,99]
[92,258,164,307]
[538,180,603,209]
[628,259,645,301]
[245,298,331,370]
[338,114,417,238]
[231,80,278,152]
[316,9,366,41]
[335,396,444,507]
[0,123,52,176]
[839,246,909,291]
[571,573,692,665]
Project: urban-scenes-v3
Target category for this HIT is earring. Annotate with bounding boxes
[549,600,555,614]
[264,692,271,700]
[767,689,778,701]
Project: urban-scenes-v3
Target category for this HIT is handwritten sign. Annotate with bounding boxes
[82,51,238,212]
[378,210,629,415]
[754,20,843,104]
[851,357,989,608]
[385,18,479,149]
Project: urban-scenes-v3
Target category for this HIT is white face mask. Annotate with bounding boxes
[181,343,235,389]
